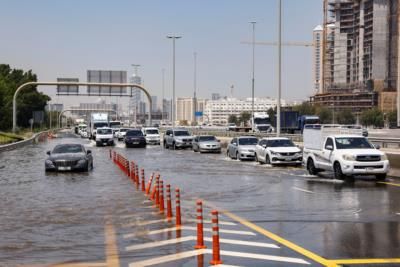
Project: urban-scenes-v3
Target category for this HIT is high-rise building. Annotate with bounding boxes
[313,25,323,94]
[162,99,172,121]
[212,93,221,100]
[151,96,158,112]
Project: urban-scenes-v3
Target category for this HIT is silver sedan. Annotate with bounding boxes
[192,135,221,153]
[227,136,258,160]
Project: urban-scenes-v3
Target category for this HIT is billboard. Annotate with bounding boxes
[57,78,79,94]
[87,70,127,95]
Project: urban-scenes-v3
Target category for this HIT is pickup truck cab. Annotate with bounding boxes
[303,125,389,181]
[163,128,193,150]
[95,127,114,147]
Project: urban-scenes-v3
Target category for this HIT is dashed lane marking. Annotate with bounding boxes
[123,226,256,238]
[122,218,236,227]
[292,186,314,194]
[128,248,310,266]
[378,181,400,187]
[125,235,279,251]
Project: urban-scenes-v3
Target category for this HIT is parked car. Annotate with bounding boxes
[45,144,93,172]
[125,129,146,148]
[192,135,221,153]
[142,127,161,145]
[163,128,193,150]
[227,136,258,160]
[255,137,302,166]
[116,128,130,141]
[95,127,114,147]
[226,123,237,131]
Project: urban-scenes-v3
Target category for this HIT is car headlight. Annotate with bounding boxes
[45,160,54,165]
[270,151,278,155]
[381,154,388,161]
[77,159,87,165]
[295,152,302,157]
[342,154,356,161]
[176,139,183,143]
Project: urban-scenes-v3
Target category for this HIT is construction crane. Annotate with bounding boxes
[240,41,313,47]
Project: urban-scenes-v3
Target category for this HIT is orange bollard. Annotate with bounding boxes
[209,210,222,265]
[194,200,206,249]
[159,180,165,214]
[130,162,135,180]
[141,169,145,192]
[155,176,160,205]
[166,184,173,221]
[175,188,182,227]
[135,166,140,188]
[150,183,157,200]
[146,173,154,195]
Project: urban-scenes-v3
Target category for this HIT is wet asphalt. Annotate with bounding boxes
[0,130,399,267]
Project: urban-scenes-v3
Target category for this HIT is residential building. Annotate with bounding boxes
[151,96,158,112]
[176,97,207,125]
[204,97,286,125]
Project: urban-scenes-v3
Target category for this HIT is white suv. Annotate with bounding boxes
[142,127,160,145]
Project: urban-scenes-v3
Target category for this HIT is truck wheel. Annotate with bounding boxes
[376,174,387,181]
[307,158,318,175]
[334,162,345,180]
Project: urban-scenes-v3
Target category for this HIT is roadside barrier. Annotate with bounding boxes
[210,210,223,265]
[146,173,154,195]
[155,176,160,206]
[175,188,182,227]
[159,180,165,214]
[141,169,145,192]
[194,200,206,249]
[166,184,173,221]
[135,166,139,189]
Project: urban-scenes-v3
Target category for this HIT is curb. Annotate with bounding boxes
[0,130,51,152]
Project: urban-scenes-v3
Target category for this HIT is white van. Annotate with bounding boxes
[142,127,160,145]
[95,127,114,147]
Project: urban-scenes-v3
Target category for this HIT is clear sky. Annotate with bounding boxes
[0,0,322,107]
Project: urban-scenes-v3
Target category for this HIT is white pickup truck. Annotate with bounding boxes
[303,125,389,181]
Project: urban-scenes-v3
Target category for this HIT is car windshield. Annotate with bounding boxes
[335,137,373,149]
[267,139,295,147]
[94,122,108,128]
[97,128,112,134]
[239,138,258,145]
[199,136,216,142]
[52,144,83,154]
[120,129,129,132]
[174,131,190,136]
[126,130,143,137]
[109,122,121,128]
[146,129,159,134]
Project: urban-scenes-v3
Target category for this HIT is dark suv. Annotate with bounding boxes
[163,128,193,150]
[125,129,146,148]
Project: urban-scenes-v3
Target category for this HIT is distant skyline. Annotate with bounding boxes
[0,0,322,107]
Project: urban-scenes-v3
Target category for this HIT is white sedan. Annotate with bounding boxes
[255,137,302,166]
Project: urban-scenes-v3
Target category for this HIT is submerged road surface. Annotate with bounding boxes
[0,130,399,267]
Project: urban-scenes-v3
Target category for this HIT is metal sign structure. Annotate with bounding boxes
[12,82,153,132]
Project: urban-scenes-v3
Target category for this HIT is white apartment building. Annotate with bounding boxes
[176,97,207,125]
[204,97,286,125]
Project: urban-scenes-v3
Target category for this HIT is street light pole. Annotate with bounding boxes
[193,52,197,125]
[167,35,182,127]
[277,0,282,136]
[250,21,256,132]
[162,68,165,121]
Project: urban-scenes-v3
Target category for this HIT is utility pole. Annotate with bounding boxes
[250,21,256,132]
[167,35,182,127]
[193,52,197,125]
[162,68,165,121]
[397,4,400,127]
[277,0,282,136]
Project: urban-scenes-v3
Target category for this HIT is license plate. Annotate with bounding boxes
[133,142,139,144]
[285,158,292,161]
[366,167,374,171]
[103,143,107,145]
[58,166,71,171]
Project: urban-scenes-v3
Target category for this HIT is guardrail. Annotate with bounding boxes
[368,137,400,149]
[0,130,58,152]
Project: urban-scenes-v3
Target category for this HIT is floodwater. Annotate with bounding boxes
[0,130,399,266]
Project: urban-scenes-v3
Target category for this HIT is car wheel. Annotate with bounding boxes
[376,174,387,181]
[334,162,345,180]
[227,149,231,158]
[173,142,177,150]
[164,141,168,149]
[236,152,241,160]
[307,158,319,175]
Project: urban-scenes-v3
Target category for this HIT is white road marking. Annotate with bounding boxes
[306,178,344,184]
[212,265,243,267]
[292,187,314,194]
[353,209,362,214]
[123,218,235,228]
[219,250,310,265]
[125,235,278,251]
[185,218,237,226]
[129,249,208,267]
[204,237,279,249]
[123,226,255,238]
[126,236,195,251]
[119,212,159,219]
[128,249,309,266]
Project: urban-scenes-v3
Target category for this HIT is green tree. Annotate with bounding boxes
[387,111,397,128]
[336,109,356,124]
[292,102,316,116]
[239,111,251,126]
[360,108,384,128]
[228,114,238,125]
[0,64,50,131]
[316,106,332,124]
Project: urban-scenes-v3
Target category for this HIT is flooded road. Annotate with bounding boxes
[1,130,400,266]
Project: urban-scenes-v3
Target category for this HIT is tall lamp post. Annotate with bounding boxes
[167,35,182,127]
[250,21,256,132]
[277,0,282,136]
[193,52,197,125]
[161,68,165,121]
